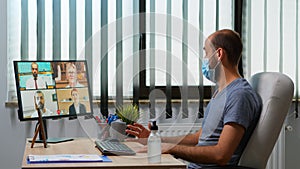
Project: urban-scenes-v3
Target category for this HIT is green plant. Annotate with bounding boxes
[116,104,140,125]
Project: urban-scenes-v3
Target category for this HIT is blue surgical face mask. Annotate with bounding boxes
[202,51,220,83]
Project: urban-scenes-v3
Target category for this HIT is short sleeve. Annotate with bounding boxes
[223,89,256,129]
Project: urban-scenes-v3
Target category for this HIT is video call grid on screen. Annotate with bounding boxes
[14,60,93,121]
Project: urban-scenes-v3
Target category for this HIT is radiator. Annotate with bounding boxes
[159,124,285,169]
[159,123,201,137]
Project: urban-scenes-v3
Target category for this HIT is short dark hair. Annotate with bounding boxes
[71,88,78,95]
[35,90,43,95]
[210,29,243,66]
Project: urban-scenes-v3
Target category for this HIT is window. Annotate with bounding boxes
[242,0,298,98]
[144,0,233,86]
[8,0,238,118]
[7,0,138,100]
[139,0,236,118]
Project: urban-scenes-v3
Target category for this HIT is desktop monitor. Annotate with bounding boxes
[14,60,93,142]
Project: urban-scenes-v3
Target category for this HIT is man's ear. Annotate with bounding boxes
[218,48,225,61]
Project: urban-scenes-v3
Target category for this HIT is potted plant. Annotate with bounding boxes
[115,104,140,125]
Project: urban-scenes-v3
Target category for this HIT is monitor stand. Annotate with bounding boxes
[29,119,74,144]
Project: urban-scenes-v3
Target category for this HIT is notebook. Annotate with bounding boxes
[27,154,112,163]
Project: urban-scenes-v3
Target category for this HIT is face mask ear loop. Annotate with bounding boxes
[210,49,221,70]
[213,59,221,70]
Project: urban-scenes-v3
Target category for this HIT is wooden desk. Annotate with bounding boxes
[22,138,186,169]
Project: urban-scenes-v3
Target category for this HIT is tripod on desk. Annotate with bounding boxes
[31,108,47,148]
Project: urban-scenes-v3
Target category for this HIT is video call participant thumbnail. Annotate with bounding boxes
[31,90,54,118]
[68,88,87,115]
[26,62,47,89]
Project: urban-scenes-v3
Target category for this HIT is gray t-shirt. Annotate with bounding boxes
[188,78,262,168]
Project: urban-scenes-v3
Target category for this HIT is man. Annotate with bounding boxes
[68,88,87,115]
[31,90,53,118]
[126,29,262,168]
[26,62,46,89]
[65,63,84,88]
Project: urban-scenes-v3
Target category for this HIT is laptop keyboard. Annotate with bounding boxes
[95,139,136,156]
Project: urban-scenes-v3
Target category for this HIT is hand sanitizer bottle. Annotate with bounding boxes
[147,120,161,163]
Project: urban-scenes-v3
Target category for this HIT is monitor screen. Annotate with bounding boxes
[14,60,93,121]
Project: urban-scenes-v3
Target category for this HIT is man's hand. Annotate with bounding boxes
[125,123,151,145]
[126,123,151,138]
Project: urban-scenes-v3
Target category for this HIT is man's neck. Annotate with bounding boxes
[217,66,241,92]
[69,82,77,87]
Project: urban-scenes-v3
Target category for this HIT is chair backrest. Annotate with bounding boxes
[238,72,294,169]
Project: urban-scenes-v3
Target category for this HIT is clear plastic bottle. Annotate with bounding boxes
[147,121,161,163]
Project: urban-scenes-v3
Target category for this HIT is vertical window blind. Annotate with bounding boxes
[142,0,233,119]
[8,0,235,119]
[8,0,138,118]
[242,0,299,116]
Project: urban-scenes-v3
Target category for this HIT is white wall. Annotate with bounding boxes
[0,0,13,168]
[0,2,36,167]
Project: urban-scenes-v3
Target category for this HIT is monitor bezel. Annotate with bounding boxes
[14,60,94,121]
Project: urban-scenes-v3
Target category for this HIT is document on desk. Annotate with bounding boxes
[27,154,112,163]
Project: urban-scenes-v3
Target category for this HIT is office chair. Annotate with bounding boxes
[203,72,294,169]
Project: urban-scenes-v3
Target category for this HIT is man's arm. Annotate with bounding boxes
[164,123,245,166]
[161,129,201,145]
